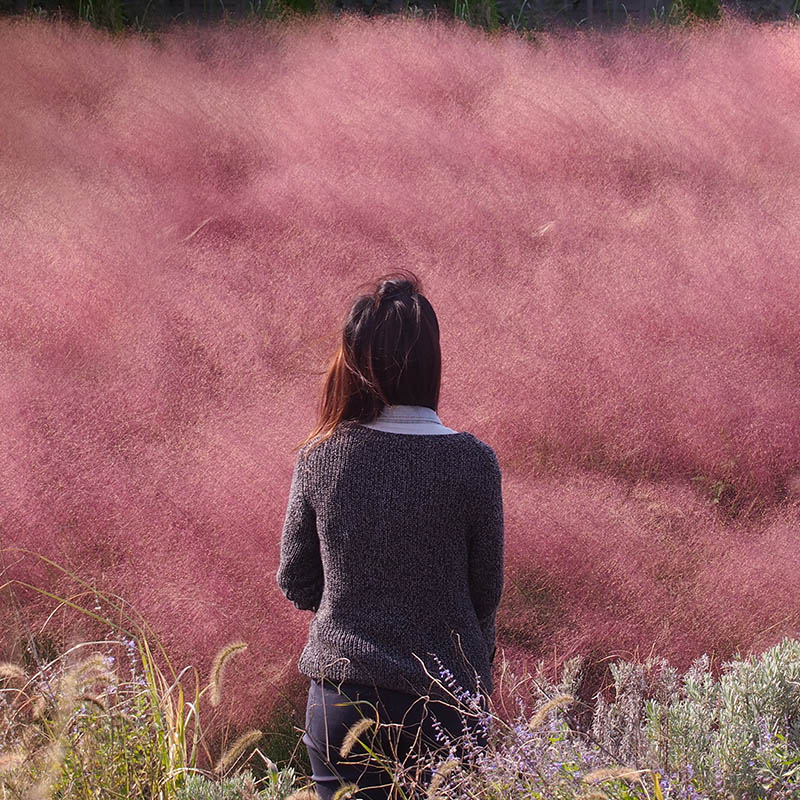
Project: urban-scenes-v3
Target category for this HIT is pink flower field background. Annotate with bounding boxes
[2,10,799,750]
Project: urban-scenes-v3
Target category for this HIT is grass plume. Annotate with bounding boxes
[0,750,26,774]
[208,641,248,708]
[214,728,263,775]
[426,757,462,796]
[582,766,647,783]
[0,663,29,684]
[339,716,376,758]
[528,693,574,730]
[332,784,362,800]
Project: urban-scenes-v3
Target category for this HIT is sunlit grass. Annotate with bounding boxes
[3,555,800,799]
[0,551,261,796]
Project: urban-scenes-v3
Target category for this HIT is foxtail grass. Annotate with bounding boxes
[528,693,575,729]
[0,662,28,684]
[209,640,248,708]
[0,549,266,796]
[214,728,264,775]
[426,757,461,797]
[332,784,362,799]
[340,716,376,758]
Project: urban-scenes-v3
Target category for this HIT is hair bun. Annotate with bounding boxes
[379,280,415,301]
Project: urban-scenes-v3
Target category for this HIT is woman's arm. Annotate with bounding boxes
[276,449,324,612]
[467,448,505,666]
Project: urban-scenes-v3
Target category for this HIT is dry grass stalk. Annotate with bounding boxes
[78,693,107,712]
[284,790,320,800]
[0,750,26,773]
[339,717,375,758]
[209,641,248,707]
[426,757,461,797]
[30,693,49,720]
[0,663,29,684]
[214,728,262,775]
[528,693,575,730]
[26,738,66,800]
[582,766,646,783]
[332,784,361,800]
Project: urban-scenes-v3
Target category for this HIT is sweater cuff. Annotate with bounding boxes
[289,593,320,612]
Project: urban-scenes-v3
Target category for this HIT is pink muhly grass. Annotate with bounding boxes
[2,11,800,745]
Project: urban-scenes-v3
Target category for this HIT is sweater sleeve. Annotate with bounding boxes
[467,447,504,666]
[276,449,323,612]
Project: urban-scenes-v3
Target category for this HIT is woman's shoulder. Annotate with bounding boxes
[459,433,501,473]
[458,431,495,454]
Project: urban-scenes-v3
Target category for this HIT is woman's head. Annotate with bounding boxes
[298,270,441,454]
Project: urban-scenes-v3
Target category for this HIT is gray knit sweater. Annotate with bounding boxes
[276,420,504,697]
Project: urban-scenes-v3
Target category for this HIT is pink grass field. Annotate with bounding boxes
[2,10,800,747]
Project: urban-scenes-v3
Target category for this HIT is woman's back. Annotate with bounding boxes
[277,420,504,699]
[279,272,504,798]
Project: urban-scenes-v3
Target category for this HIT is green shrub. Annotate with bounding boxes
[590,638,800,798]
[176,767,298,799]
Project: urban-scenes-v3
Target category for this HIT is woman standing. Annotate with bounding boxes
[277,272,504,800]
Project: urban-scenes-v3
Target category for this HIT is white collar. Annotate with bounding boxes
[374,404,442,423]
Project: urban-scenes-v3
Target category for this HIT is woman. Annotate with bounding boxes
[277,271,505,800]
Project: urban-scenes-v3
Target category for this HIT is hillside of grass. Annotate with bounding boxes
[2,11,800,763]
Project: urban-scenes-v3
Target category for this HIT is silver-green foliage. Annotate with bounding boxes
[176,766,298,800]
[592,638,800,798]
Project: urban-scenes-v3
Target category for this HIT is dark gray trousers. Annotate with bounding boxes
[303,677,489,800]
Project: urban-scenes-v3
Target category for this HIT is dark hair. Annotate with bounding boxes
[297,270,441,456]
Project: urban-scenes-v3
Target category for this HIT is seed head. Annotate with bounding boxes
[0,750,26,774]
[0,662,29,685]
[209,641,248,707]
[79,693,107,712]
[31,693,49,720]
[426,758,461,796]
[27,738,67,800]
[340,717,376,758]
[332,784,362,799]
[528,694,574,730]
[582,766,645,784]
[214,728,262,775]
[284,790,320,800]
